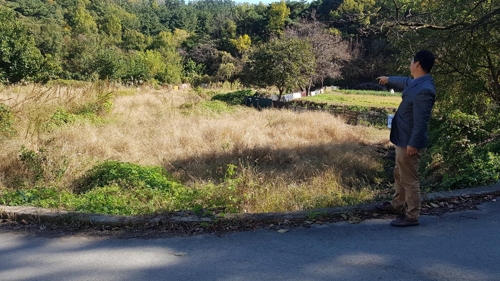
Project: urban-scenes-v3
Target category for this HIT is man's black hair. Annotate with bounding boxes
[414,50,435,73]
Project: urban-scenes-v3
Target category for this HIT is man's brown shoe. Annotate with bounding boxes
[390,215,419,227]
[376,202,402,214]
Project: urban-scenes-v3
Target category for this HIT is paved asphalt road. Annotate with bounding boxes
[1,200,499,281]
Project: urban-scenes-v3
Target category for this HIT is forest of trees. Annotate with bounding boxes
[0,0,362,91]
[1,0,499,188]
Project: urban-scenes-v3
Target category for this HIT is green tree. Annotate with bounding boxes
[234,3,267,41]
[121,51,149,84]
[62,34,101,80]
[72,1,98,35]
[148,30,188,84]
[358,0,500,110]
[102,14,122,43]
[268,1,291,36]
[309,0,343,21]
[121,29,150,51]
[95,46,125,81]
[215,51,241,82]
[0,7,44,83]
[149,29,189,51]
[230,34,252,58]
[246,36,315,99]
[13,0,54,18]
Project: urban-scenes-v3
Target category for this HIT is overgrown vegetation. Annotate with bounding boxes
[0,84,390,215]
[1,0,499,212]
[0,103,15,138]
[423,110,500,189]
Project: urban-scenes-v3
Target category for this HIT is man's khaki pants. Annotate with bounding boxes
[391,146,426,221]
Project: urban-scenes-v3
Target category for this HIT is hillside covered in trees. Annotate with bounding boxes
[0,0,397,89]
[1,0,500,189]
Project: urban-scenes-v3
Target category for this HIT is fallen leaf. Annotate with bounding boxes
[277,229,289,234]
[173,252,188,256]
[20,219,28,225]
[430,203,440,208]
[341,214,348,220]
[348,217,361,224]
[492,199,497,202]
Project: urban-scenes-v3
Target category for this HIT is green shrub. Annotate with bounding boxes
[211,89,254,105]
[19,146,46,182]
[18,146,68,184]
[0,186,178,215]
[74,185,173,215]
[75,161,181,193]
[424,110,500,189]
[0,103,15,138]
[48,108,77,128]
[0,188,58,207]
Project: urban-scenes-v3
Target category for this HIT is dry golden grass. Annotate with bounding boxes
[0,83,391,213]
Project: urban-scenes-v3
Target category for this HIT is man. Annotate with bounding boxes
[376,50,436,227]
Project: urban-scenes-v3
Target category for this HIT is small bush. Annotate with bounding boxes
[211,89,254,105]
[47,108,77,128]
[0,188,54,206]
[73,185,176,215]
[18,146,68,184]
[75,161,181,193]
[0,103,15,138]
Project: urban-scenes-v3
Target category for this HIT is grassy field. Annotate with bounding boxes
[0,83,392,215]
[337,89,402,96]
[302,90,402,109]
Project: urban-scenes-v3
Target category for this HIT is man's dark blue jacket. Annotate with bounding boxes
[388,74,436,149]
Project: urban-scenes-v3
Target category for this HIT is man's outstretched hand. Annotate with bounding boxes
[377,76,389,85]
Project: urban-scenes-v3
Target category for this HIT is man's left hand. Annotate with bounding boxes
[407,145,418,156]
